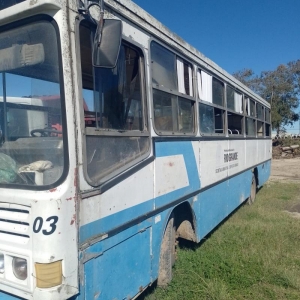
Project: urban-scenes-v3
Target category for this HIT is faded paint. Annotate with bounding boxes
[70,214,76,225]
[155,155,189,197]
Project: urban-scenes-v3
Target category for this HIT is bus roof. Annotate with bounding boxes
[105,0,269,106]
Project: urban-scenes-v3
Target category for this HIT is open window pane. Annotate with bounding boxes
[227,112,243,135]
[265,109,270,123]
[187,63,193,96]
[177,58,185,94]
[153,89,176,132]
[199,103,224,134]
[212,78,224,106]
[246,118,256,136]
[215,108,224,133]
[86,136,150,184]
[227,86,235,110]
[197,70,212,103]
[257,103,264,120]
[265,124,270,137]
[250,99,255,117]
[234,92,243,113]
[227,87,242,114]
[246,98,256,117]
[199,103,214,134]
[151,42,176,90]
[257,120,264,136]
[178,97,194,132]
[177,58,193,96]
[91,46,143,131]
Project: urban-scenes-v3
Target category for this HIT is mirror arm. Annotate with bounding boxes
[95,0,104,46]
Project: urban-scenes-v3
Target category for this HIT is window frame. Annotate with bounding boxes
[150,40,196,136]
[226,85,244,137]
[264,107,271,137]
[197,68,226,136]
[77,18,151,187]
[0,14,69,191]
[244,96,257,137]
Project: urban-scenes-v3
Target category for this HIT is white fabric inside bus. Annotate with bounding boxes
[197,70,212,103]
[247,98,251,116]
[197,70,202,99]
[177,58,185,94]
[234,92,242,113]
[188,65,193,96]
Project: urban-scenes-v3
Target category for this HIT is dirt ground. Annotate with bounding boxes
[270,157,300,182]
[270,158,300,216]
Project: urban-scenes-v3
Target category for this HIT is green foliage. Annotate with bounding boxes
[233,60,300,134]
[142,182,300,300]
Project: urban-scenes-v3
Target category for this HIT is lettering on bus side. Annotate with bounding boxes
[224,152,238,163]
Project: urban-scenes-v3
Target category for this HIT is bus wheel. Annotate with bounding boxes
[157,215,176,287]
[248,175,257,205]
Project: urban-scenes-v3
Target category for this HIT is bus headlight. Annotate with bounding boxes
[12,257,27,280]
[0,253,4,273]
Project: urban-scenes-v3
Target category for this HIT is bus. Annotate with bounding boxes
[0,0,271,299]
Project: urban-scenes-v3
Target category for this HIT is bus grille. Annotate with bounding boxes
[0,203,30,245]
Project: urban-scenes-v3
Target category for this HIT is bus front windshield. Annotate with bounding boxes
[0,19,66,188]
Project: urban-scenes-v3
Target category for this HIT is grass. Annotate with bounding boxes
[140,181,300,300]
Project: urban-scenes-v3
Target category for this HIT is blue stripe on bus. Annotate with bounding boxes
[194,169,253,240]
[155,141,200,208]
[257,160,271,187]
[76,160,269,300]
[79,200,153,244]
[79,218,153,300]
[79,141,200,244]
[0,292,23,300]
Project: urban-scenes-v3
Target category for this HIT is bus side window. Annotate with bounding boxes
[199,103,224,134]
[257,104,264,136]
[198,70,225,135]
[79,21,149,185]
[245,97,256,136]
[151,41,195,134]
[226,87,243,135]
[265,108,271,137]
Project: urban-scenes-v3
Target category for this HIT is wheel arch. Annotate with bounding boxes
[173,200,197,242]
[253,167,259,187]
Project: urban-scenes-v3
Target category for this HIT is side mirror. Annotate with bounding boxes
[92,19,122,68]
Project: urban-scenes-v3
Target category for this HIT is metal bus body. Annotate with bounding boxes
[0,0,271,299]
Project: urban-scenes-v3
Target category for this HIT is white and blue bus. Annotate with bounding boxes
[0,0,271,299]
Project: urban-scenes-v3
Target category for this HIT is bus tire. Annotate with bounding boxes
[247,175,257,205]
[157,215,175,287]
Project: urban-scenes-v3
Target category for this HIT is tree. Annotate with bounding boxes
[233,60,300,134]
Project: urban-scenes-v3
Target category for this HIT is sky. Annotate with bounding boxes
[132,0,300,75]
[132,0,300,133]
